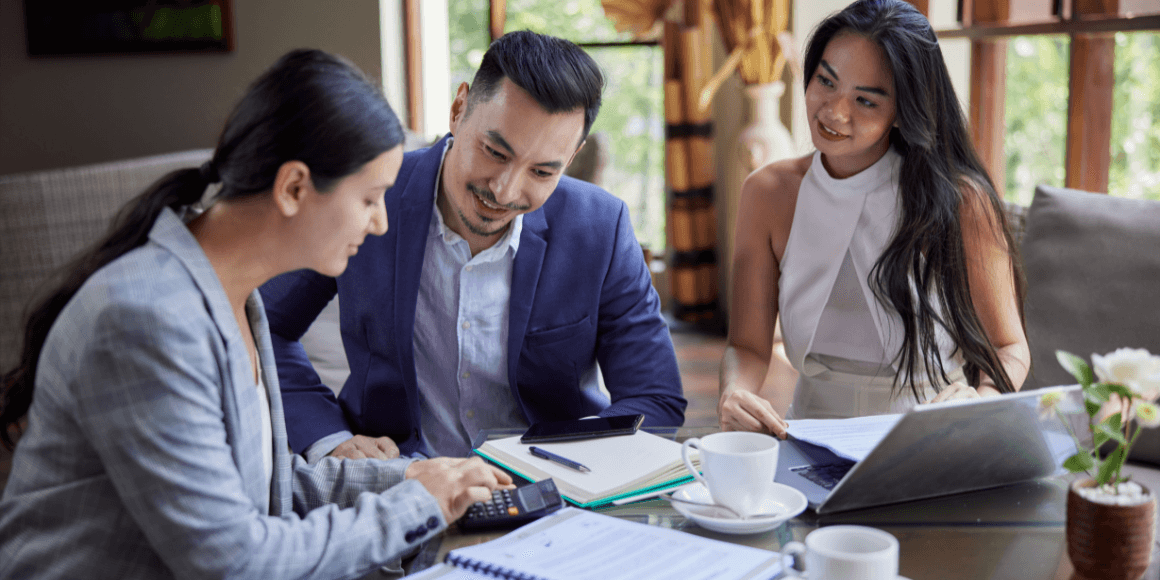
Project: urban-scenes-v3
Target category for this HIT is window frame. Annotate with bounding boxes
[936,0,1160,196]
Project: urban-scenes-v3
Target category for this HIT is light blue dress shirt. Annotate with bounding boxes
[414,139,527,457]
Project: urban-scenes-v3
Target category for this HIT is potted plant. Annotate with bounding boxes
[1043,348,1160,580]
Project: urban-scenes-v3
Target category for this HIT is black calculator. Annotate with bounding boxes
[458,478,564,531]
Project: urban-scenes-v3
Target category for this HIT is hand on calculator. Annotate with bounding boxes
[459,479,565,531]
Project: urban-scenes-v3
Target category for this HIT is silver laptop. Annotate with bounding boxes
[775,385,1080,514]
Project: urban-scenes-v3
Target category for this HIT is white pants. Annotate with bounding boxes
[787,353,965,420]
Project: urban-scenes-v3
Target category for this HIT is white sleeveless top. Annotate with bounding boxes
[778,148,960,419]
[256,369,274,488]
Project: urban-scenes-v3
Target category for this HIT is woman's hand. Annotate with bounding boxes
[927,381,1002,404]
[719,389,789,438]
[405,457,514,522]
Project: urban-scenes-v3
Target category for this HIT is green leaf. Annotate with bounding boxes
[1087,383,1113,403]
[1095,421,1128,446]
[1093,428,1111,448]
[1063,452,1096,474]
[1057,351,1095,386]
[1104,383,1134,401]
[1084,398,1102,417]
[1106,411,1123,433]
[1096,446,1127,486]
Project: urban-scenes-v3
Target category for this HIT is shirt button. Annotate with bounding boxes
[466,409,476,419]
[462,321,470,329]
[462,371,470,379]
[465,265,473,272]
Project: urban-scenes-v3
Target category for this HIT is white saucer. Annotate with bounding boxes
[790,573,910,580]
[670,482,807,534]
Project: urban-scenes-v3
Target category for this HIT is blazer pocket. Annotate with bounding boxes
[523,316,591,347]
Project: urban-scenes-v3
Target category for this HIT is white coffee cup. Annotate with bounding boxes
[680,431,779,518]
[780,525,899,580]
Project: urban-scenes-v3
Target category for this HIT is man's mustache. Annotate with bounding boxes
[467,183,530,211]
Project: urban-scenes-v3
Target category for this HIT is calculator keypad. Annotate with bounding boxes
[467,489,518,520]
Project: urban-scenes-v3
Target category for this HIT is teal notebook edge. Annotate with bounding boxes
[473,447,696,509]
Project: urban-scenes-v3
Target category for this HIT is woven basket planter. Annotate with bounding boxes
[1067,479,1156,580]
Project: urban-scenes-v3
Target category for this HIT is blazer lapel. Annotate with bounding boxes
[508,209,547,411]
[147,209,268,511]
[250,292,288,516]
[393,138,445,421]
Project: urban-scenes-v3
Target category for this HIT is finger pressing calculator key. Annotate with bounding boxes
[459,479,564,531]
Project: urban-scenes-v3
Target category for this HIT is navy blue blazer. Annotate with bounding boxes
[261,137,685,456]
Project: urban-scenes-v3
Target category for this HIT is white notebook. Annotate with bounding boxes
[408,508,782,580]
[474,430,698,507]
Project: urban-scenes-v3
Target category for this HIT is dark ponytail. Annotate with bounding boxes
[1,49,403,449]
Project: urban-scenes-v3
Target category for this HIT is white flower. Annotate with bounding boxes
[1092,348,1160,400]
[1038,391,1064,420]
[1037,388,1083,420]
[1133,400,1160,428]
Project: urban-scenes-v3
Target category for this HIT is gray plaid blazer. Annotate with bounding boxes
[0,208,445,579]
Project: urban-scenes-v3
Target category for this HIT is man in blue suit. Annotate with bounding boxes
[261,31,685,460]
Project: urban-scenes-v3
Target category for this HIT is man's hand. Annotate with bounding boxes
[406,457,515,522]
[719,390,789,438]
[328,435,400,460]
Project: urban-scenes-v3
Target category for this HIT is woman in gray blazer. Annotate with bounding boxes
[0,49,511,580]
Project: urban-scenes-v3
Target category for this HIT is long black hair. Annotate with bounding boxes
[803,0,1026,400]
[0,49,403,449]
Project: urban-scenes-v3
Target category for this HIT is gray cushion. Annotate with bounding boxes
[1020,184,1160,465]
[0,150,213,370]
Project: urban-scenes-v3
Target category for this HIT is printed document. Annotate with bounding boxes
[785,414,902,462]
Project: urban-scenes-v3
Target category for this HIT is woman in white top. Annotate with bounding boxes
[719,0,1029,435]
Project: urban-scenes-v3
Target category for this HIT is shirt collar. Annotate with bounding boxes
[429,137,523,256]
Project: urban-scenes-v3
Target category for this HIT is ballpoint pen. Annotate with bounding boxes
[528,446,591,472]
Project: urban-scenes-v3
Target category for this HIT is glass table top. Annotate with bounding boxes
[402,426,1160,580]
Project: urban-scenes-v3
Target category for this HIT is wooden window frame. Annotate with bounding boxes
[937,0,1160,195]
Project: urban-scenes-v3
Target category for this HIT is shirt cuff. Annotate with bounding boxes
[304,430,353,464]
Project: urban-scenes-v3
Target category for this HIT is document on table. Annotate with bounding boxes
[785,414,902,462]
[408,507,782,580]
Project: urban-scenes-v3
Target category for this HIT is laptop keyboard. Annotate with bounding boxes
[790,462,854,491]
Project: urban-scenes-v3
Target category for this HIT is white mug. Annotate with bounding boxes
[780,525,899,580]
[680,431,779,518]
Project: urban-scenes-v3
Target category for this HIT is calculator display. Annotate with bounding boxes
[518,484,547,511]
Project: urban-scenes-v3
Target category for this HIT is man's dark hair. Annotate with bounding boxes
[467,30,604,142]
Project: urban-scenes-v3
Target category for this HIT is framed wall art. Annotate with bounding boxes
[24,0,234,56]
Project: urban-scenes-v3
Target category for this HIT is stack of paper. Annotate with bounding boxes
[410,508,782,580]
[785,413,902,462]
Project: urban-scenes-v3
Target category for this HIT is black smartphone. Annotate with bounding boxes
[458,478,564,531]
[519,414,645,444]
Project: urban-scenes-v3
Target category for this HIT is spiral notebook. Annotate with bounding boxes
[407,508,782,580]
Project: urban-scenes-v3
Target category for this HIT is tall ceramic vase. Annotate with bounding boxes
[737,81,796,174]
[1066,479,1156,580]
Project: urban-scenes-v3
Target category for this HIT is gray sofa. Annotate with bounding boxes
[0,150,214,371]
[1017,184,1160,465]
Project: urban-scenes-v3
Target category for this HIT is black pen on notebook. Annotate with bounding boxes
[528,446,590,472]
